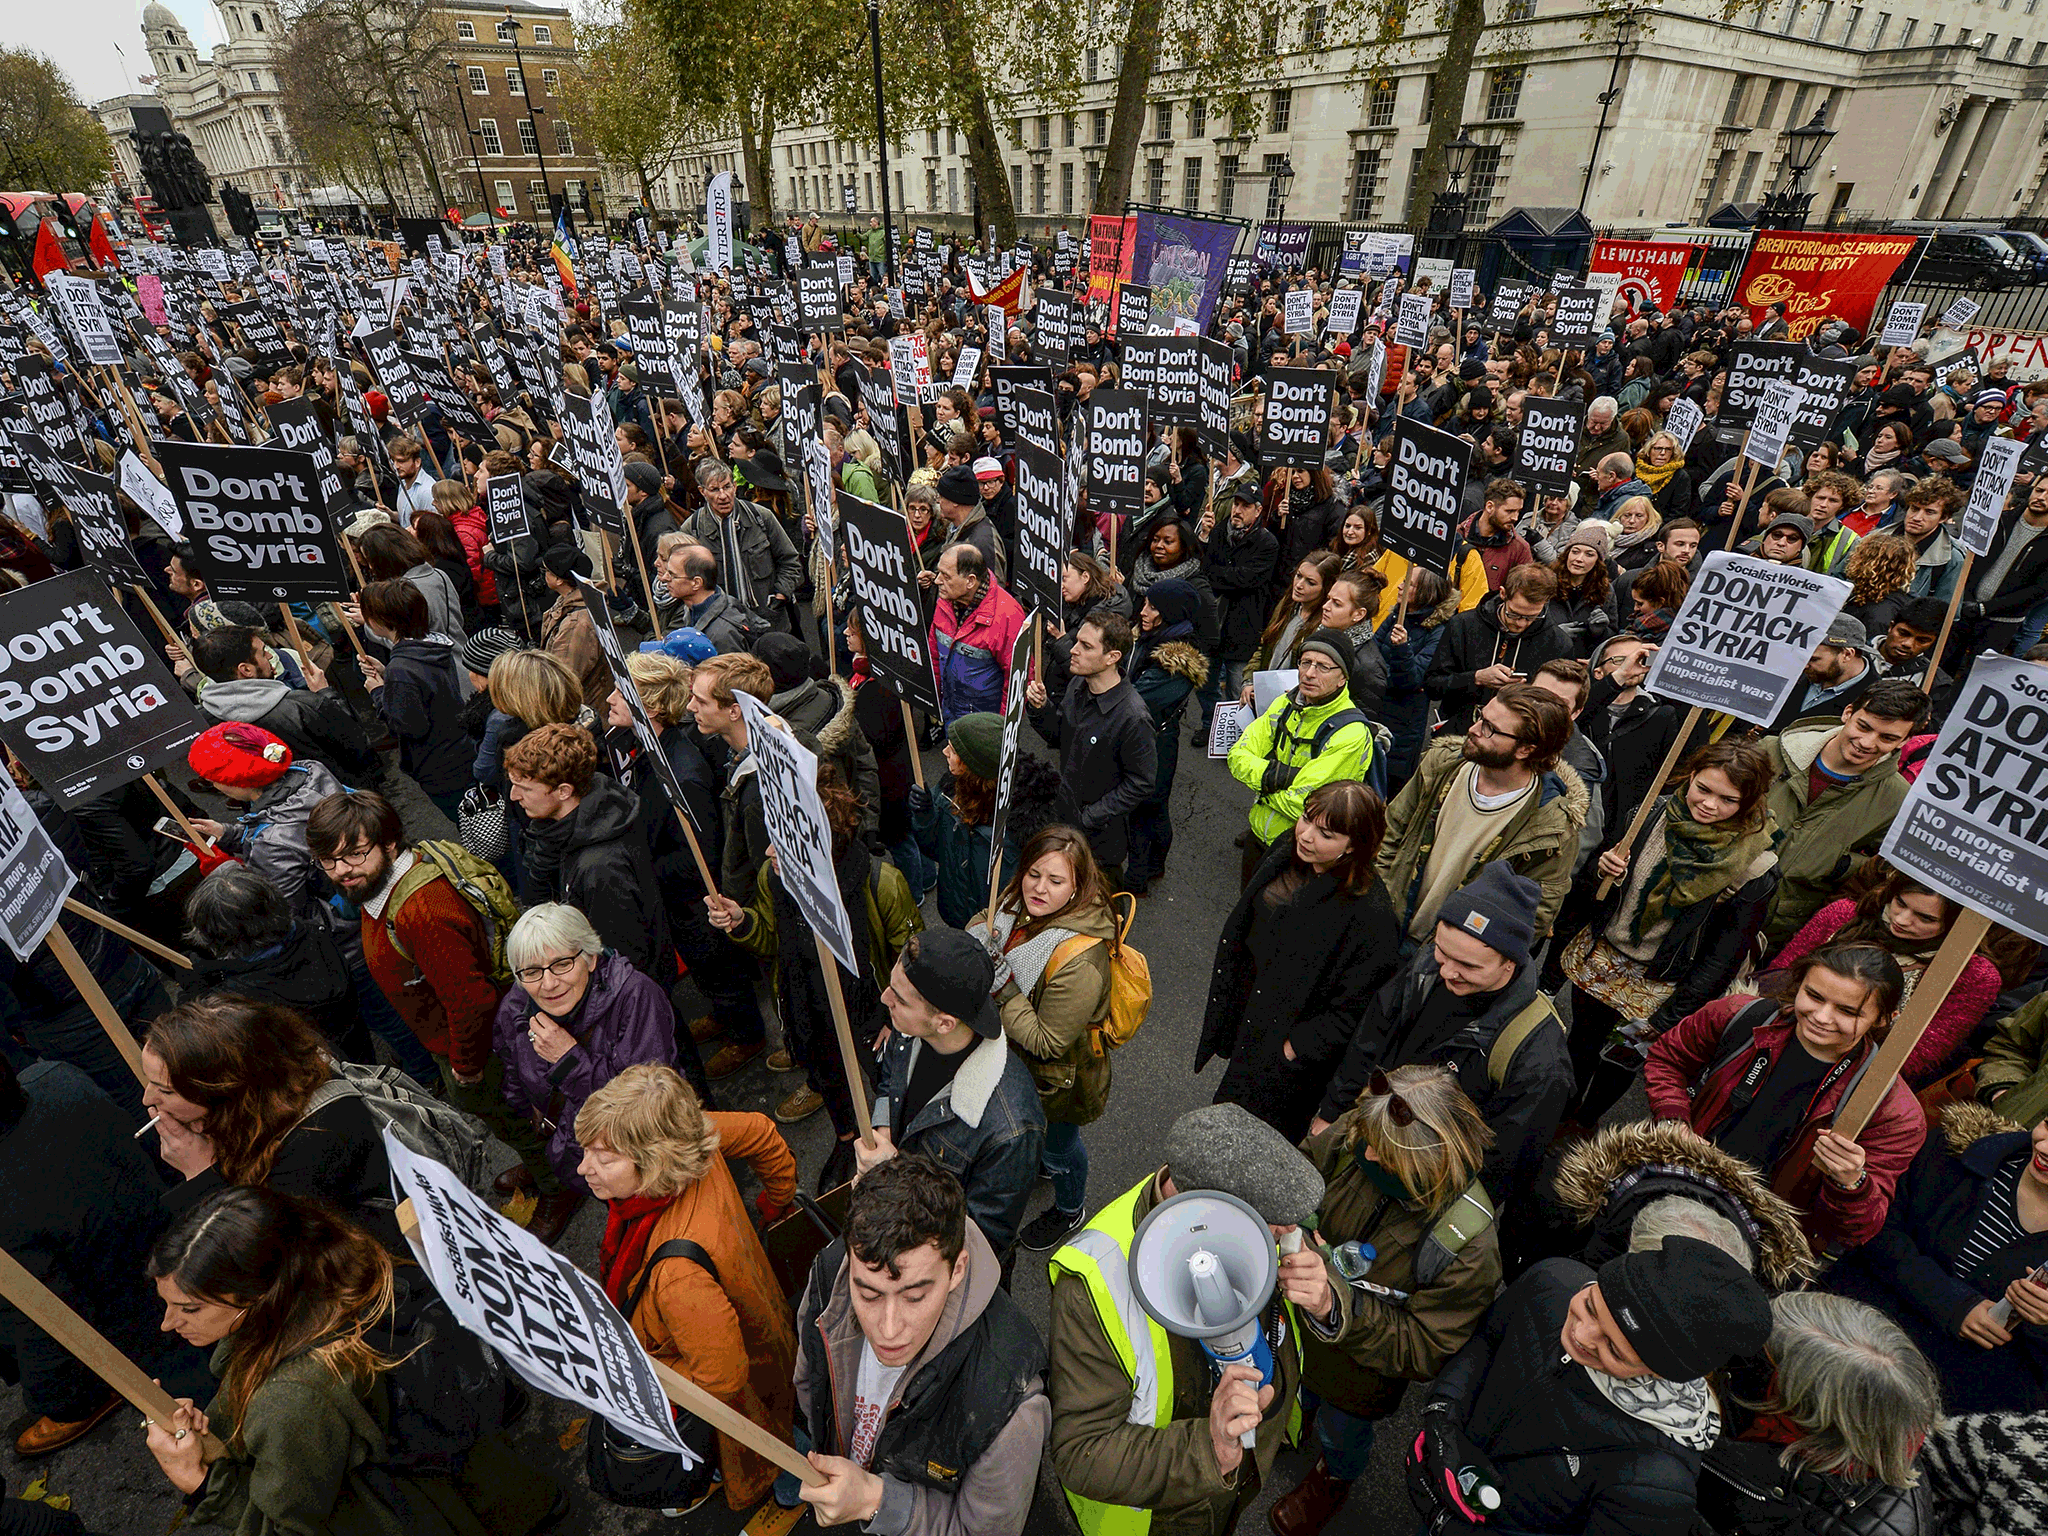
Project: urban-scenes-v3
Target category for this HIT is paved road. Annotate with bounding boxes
[2,730,1440,1536]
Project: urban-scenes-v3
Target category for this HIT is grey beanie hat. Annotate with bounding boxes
[1164,1104,1324,1226]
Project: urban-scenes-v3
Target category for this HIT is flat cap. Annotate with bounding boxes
[1164,1104,1323,1226]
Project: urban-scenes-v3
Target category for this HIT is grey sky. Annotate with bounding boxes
[18,0,224,108]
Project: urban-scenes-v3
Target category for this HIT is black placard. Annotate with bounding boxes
[794,268,842,334]
[485,472,529,545]
[1116,284,1152,339]
[991,365,1053,450]
[1488,280,1534,330]
[400,349,493,441]
[1120,335,1161,399]
[265,398,353,524]
[14,358,81,464]
[1005,384,1060,459]
[157,439,352,601]
[621,301,678,394]
[1011,440,1066,621]
[837,491,940,714]
[1084,388,1147,518]
[1196,338,1233,457]
[1513,397,1586,495]
[1549,287,1602,349]
[1035,289,1074,367]
[1382,415,1473,578]
[1257,367,1332,470]
[358,328,426,425]
[65,468,153,588]
[1151,337,1199,427]
[0,568,205,805]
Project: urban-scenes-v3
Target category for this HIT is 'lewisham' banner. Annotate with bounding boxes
[1590,239,1697,315]
[1730,230,1917,344]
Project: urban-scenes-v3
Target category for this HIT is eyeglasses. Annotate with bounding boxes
[513,954,585,987]
[1470,715,1525,744]
[315,844,380,870]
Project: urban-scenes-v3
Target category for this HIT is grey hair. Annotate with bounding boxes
[1589,395,1619,417]
[905,483,940,510]
[1741,1292,1939,1490]
[1628,1196,1754,1274]
[506,902,604,974]
[336,434,362,458]
[184,864,294,959]
[694,458,734,490]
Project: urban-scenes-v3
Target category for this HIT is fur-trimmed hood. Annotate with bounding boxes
[771,674,860,758]
[1941,1100,2025,1155]
[1553,1119,1818,1290]
[1146,639,1210,687]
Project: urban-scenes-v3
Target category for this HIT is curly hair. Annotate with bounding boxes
[1843,534,1914,608]
[142,997,334,1186]
[504,721,599,793]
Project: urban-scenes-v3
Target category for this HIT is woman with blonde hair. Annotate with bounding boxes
[1270,1065,1502,1535]
[1634,429,1693,522]
[576,1064,799,1515]
[1609,494,1664,573]
[142,1185,561,1534]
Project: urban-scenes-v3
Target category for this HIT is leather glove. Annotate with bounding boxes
[1959,600,1985,626]
[906,784,933,816]
[1259,759,1299,795]
[1406,1402,1502,1526]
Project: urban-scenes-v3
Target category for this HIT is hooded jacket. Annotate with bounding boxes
[494,951,678,1190]
[1424,592,1574,734]
[187,918,366,1063]
[199,677,380,787]
[223,761,345,923]
[402,560,467,645]
[1377,737,1590,942]
[1759,722,1910,945]
[1129,637,1208,802]
[932,577,1027,724]
[771,674,881,840]
[796,1221,1049,1536]
[524,775,671,979]
[373,637,471,796]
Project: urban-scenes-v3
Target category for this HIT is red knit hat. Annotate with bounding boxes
[188,723,293,789]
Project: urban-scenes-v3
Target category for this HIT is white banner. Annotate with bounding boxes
[1960,435,2023,558]
[0,780,76,961]
[737,694,859,974]
[1643,552,1850,728]
[705,171,734,274]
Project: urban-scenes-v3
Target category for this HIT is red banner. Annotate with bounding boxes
[1086,214,1133,313]
[1731,230,1918,343]
[1591,238,1696,314]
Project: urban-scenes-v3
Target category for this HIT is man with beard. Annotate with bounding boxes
[1460,476,1535,592]
[1376,684,1589,949]
[1870,597,1952,697]
[304,791,579,1241]
[1765,614,1876,733]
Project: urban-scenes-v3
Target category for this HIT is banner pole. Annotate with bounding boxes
[900,699,926,790]
[1832,911,1994,1140]
[1593,704,1703,900]
[670,806,718,895]
[63,898,193,971]
[813,931,876,1148]
[1722,429,1761,552]
[623,505,665,641]
[1921,552,1974,693]
[142,772,215,855]
[46,926,148,1085]
[129,583,181,648]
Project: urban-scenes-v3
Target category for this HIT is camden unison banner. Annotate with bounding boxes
[1128,210,1241,333]
[1731,230,1917,344]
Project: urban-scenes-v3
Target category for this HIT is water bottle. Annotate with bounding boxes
[1457,1467,1503,1513]
[1331,1240,1377,1282]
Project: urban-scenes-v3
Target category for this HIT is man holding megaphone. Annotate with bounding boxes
[1046,1103,1336,1536]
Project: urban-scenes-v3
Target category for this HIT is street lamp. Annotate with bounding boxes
[500,10,559,229]
[1269,154,1296,223]
[408,84,448,217]
[1757,105,1838,229]
[1577,6,1641,214]
[445,59,496,233]
[1426,129,1480,261]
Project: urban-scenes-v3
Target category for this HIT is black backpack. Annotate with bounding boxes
[374,1268,519,1474]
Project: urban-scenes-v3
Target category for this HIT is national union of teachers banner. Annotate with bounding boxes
[1130,210,1241,332]
[1731,230,1917,343]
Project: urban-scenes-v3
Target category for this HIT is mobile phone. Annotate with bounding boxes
[153,816,186,841]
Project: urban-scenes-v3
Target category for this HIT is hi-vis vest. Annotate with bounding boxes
[1048,1178,1297,1536]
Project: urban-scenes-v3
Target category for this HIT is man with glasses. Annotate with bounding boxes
[1226,628,1374,884]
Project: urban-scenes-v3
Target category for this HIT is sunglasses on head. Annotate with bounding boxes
[1367,1068,1415,1127]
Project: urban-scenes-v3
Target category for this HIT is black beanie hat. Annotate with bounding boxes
[1598,1236,1772,1382]
[936,464,980,505]
[542,542,593,582]
[1297,627,1354,683]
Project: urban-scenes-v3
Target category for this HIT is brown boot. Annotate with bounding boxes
[527,1188,587,1246]
[1268,1457,1351,1536]
[15,1393,121,1456]
[494,1163,537,1197]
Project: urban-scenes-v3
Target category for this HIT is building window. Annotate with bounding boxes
[1218,155,1238,214]
[532,24,551,41]
[939,165,952,211]
[1466,143,1503,213]
[456,19,475,38]
[1155,101,1172,139]
[1503,0,1533,16]
[1722,74,1748,121]
[895,169,905,211]
[1303,4,1326,45]
[790,175,800,208]
[246,70,261,89]
[1809,1,1831,37]
[1063,113,1076,147]
[555,121,572,154]
[1094,109,1108,144]
[1842,5,1862,41]
[1781,1,1801,33]
[175,55,185,70]
[1899,17,1916,41]
[1271,88,1292,132]
[479,117,502,154]
[518,118,538,155]
[2008,35,2024,55]
[1420,72,1436,123]
[1929,22,1944,41]
[258,103,273,121]
[1061,162,1075,212]
[251,10,262,29]
[864,171,873,206]
[1033,162,1048,213]
[1183,156,1202,206]
[508,67,524,95]
[528,179,547,209]
[493,178,514,208]
[1086,160,1101,204]
[1039,115,1052,149]
[496,21,513,40]
[1147,159,1165,203]
[1734,148,1764,199]
[1085,46,1098,80]
[468,66,488,93]
[1262,151,1288,217]
[1190,98,1206,135]
[1486,65,1525,118]
[1870,11,1889,44]
[928,128,940,154]
[1368,79,1397,125]
[542,68,558,93]
[1981,31,1996,52]
[1260,13,1279,52]
[1349,147,1383,218]
[1011,163,1024,207]
[2036,38,2048,59]
[1758,77,1784,124]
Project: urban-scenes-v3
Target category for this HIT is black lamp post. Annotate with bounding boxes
[1757,105,1838,229]
[1426,129,1480,262]
[501,10,559,228]
[445,59,495,232]
[1269,153,1297,224]
[408,84,448,216]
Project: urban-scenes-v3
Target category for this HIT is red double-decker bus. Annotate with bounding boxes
[0,193,94,287]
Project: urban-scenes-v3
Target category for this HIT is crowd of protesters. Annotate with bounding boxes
[2,210,2048,1536]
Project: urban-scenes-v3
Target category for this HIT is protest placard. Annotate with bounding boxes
[838,492,941,715]
[0,778,77,961]
[1549,287,1603,349]
[1196,339,1233,457]
[265,397,355,524]
[1117,283,1153,338]
[1085,388,1147,519]
[1514,397,1586,494]
[383,1134,696,1459]
[985,622,1035,899]
[155,440,351,602]
[42,275,123,368]
[1488,281,1532,329]
[1644,552,1850,727]
[795,267,841,333]
[1381,416,1472,577]
[485,471,529,546]
[1010,440,1066,622]
[1744,379,1805,470]
[1284,288,1315,336]
[1002,383,1060,459]
[951,346,983,389]
[1961,436,2024,558]
[559,389,628,538]
[65,469,154,589]
[1258,368,1333,470]
[0,570,204,805]
[1392,293,1431,349]
[1664,396,1705,454]
[1939,297,1981,332]
[1207,703,1252,760]
[736,694,859,976]
[1036,289,1074,366]
[1449,269,1476,310]
[119,450,182,540]
[358,328,426,425]
[1880,302,1927,348]
[1325,288,1362,339]
[1149,337,1199,426]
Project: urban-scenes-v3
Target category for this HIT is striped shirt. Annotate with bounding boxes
[1954,1155,2029,1281]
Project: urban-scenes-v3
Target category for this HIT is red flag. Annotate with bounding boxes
[967,263,1026,317]
[31,221,67,283]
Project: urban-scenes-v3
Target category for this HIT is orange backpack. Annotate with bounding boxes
[1046,891,1154,1058]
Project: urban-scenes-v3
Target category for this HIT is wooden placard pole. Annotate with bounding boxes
[623,506,666,641]
[46,926,148,1085]
[670,806,717,896]
[129,583,182,649]
[900,700,926,790]
[1921,552,1974,693]
[391,1202,821,1486]
[63,898,193,971]
[0,1245,226,1460]
[1833,910,1995,1139]
[1594,703,1705,900]
[143,772,215,855]
[1722,433,1762,552]
[277,602,316,673]
[814,932,876,1149]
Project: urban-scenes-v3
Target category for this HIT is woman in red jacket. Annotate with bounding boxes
[1643,944,1927,1258]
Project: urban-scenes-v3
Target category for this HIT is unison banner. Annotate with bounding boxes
[1590,239,1696,314]
[1129,210,1241,333]
[1731,230,1917,343]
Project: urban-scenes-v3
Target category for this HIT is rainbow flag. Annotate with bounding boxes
[550,214,578,295]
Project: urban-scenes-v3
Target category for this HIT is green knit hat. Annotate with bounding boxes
[948,713,1003,780]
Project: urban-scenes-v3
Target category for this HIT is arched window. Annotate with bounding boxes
[175,56,187,71]
[252,12,263,30]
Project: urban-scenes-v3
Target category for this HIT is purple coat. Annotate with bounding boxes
[493,952,678,1191]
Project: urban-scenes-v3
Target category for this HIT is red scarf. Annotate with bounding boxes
[597,1193,674,1309]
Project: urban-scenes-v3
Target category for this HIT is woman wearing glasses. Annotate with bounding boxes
[1269,1064,1501,1536]
[493,904,679,1228]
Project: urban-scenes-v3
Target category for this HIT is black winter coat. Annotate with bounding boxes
[1198,843,1403,1142]
[1376,604,1451,792]
[1699,1426,1929,1536]
[1275,493,1343,592]
[1026,677,1157,868]
[374,638,472,796]
[1424,594,1574,734]
[1828,1120,2048,1414]
[523,774,672,980]
[1203,521,1280,663]
[186,918,372,1064]
[1428,1260,1709,1536]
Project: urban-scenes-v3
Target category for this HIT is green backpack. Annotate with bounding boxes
[384,840,523,989]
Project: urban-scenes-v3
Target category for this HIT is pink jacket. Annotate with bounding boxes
[1762,897,2003,1087]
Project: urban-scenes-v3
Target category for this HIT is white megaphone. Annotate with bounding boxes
[1129,1190,1278,1449]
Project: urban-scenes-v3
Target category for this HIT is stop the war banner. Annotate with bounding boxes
[1590,239,1697,315]
[838,492,941,715]
[1259,368,1333,470]
[1731,230,1917,344]
[1643,552,1849,728]
[0,569,205,805]
[1514,397,1586,494]
[737,694,860,975]
[1382,416,1472,578]
[155,440,351,603]
[384,1134,696,1461]
[1880,655,2048,945]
